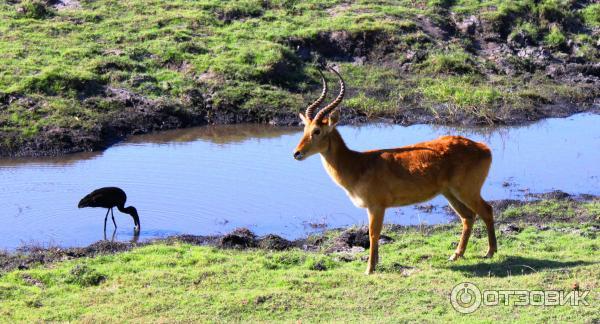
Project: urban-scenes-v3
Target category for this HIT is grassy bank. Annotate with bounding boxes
[1,0,599,156]
[0,197,598,321]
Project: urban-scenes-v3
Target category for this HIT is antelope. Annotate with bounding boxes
[293,67,497,274]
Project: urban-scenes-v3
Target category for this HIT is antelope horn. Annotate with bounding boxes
[314,66,345,123]
[304,69,328,120]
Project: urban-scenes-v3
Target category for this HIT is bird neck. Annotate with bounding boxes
[118,205,140,231]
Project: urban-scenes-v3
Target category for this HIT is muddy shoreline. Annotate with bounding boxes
[2,98,598,158]
[1,190,597,273]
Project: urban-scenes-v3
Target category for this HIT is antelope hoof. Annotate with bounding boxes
[365,263,376,275]
[448,253,463,261]
[483,252,495,259]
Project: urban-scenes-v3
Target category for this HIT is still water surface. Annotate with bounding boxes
[0,114,598,249]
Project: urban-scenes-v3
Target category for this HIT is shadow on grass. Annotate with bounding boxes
[448,256,595,277]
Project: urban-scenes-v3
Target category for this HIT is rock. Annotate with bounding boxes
[457,15,479,35]
[516,46,553,66]
[350,246,365,254]
[50,0,81,10]
[302,244,320,252]
[415,14,450,40]
[352,56,367,66]
[546,64,565,79]
[501,224,522,235]
[405,50,427,63]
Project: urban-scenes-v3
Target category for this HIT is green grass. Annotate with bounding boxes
[503,200,575,219]
[418,49,479,75]
[508,22,540,45]
[544,25,567,49]
[582,4,600,27]
[0,222,598,321]
[501,199,600,222]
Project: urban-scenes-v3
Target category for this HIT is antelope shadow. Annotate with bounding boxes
[448,256,595,277]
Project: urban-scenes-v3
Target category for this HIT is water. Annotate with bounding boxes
[0,114,598,249]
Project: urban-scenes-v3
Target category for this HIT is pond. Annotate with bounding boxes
[0,113,598,249]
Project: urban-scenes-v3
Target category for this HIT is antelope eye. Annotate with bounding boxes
[312,129,321,136]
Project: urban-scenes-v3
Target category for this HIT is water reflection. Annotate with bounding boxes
[126,124,298,145]
[0,151,103,167]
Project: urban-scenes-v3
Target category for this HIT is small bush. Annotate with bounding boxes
[484,1,532,36]
[427,0,453,8]
[538,0,568,23]
[582,202,600,221]
[508,22,540,46]
[216,0,264,22]
[581,4,600,27]
[17,0,54,19]
[420,51,478,75]
[544,25,567,49]
[66,264,106,287]
[305,256,337,271]
[19,68,104,96]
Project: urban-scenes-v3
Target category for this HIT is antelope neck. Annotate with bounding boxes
[319,129,363,187]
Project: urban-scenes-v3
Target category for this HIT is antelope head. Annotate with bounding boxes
[293,67,345,161]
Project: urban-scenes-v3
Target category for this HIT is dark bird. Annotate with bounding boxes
[78,187,140,233]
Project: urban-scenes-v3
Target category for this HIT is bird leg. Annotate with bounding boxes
[103,208,110,234]
[111,208,117,229]
[132,230,140,244]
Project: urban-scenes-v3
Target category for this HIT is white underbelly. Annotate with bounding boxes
[321,156,368,209]
[346,190,367,208]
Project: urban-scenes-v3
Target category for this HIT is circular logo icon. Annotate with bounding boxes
[450,282,482,314]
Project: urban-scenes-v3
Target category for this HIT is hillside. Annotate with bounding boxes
[1,0,599,156]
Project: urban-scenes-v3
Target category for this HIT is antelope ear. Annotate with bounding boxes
[299,113,309,125]
[328,110,340,127]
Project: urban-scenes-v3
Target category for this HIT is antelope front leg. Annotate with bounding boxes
[366,207,385,275]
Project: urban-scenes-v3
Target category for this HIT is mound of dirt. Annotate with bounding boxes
[328,227,393,252]
[258,234,293,251]
[220,228,257,249]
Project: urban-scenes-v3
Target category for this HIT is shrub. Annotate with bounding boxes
[19,68,104,96]
[483,1,532,36]
[544,25,567,49]
[538,0,569,23]
[17,0,54,19]
[420,51,478,75]
[66,265,106,287]
[581,4,600,27]
[508,22,540,46]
